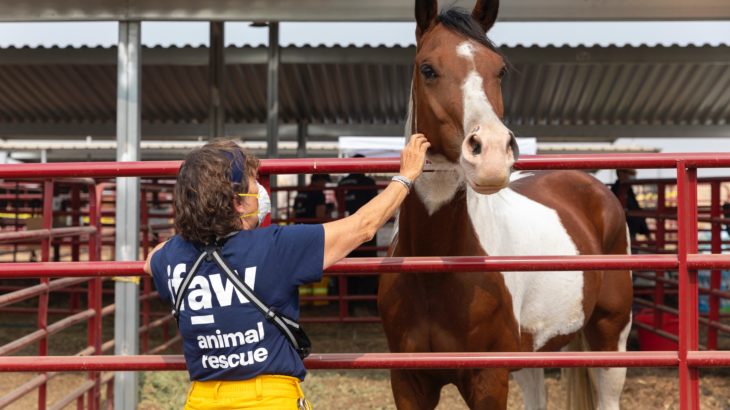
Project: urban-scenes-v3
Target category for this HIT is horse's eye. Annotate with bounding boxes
[420,64,438,80]
[498,66,508,80]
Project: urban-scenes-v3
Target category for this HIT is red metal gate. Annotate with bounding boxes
[1,153,730,410]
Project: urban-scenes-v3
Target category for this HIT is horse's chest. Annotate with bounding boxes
[466,187,587,351]
[382,271,520,353]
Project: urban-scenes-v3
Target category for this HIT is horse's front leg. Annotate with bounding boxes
[452,368,510,410]
[512,368,547,410]
[380,274,443,409]
[389,369,443,410]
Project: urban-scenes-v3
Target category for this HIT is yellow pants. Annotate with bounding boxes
[185,375,312,410]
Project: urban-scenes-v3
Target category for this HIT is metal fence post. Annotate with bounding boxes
[140,189,150,353]
[708,181,721,350]
[87,183,103,409]
[114,20,142,410]
[676,162,699,410]
[654,182,666,330]
[38,179,53,410]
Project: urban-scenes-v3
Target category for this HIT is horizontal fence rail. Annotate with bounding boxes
[1,254,730,279]
[2,352,730,372]
[1,153,730,179]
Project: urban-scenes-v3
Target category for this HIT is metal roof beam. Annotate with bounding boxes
[512,124,730,140]
[1,0,729,22]
[0,46,410,66]
[2,45,728,67]
[0,122,407,140]
[505,46,730,65]
[3,122,728,140]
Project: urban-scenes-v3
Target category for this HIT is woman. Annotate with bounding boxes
[144,135,429,409]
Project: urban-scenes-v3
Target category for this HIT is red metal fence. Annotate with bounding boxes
[622,176,730,352]
[271,175,730,328]
[1,153,730,410]
[0,179,177,409]
[0,177,103,410]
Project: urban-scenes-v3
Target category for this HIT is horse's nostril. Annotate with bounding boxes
[467,135,482,156]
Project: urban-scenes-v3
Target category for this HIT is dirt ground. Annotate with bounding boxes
[135,322,730,410]
[2,313,730,410]
[292,323,730,410]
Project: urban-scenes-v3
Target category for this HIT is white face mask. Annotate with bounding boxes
[239,181,271,227]
[254,182,271,226]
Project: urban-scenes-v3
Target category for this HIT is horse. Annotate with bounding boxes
[377,1,634,409]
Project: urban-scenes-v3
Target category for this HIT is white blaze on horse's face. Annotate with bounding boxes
[456,41,516,195]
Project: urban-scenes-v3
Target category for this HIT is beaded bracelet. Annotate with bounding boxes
[391,175,413,193]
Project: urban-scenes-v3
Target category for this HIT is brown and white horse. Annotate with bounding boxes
[378,1,633,409]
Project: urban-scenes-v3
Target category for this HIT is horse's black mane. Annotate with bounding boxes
[437,8,502,56]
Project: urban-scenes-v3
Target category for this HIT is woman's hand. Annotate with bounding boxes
[322,133,430,269]
[399,134,431,181]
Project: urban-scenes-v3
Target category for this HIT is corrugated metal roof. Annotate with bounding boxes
[0,44,728,140]
[2,0,730,22]
[504,59,730,127]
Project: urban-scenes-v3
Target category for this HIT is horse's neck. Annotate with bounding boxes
[398,175,486,257]
[412,163,464,215]
[400,91,485,255]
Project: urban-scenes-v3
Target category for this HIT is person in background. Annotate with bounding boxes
[292,173,332,305]
[337,154,379,316]
[144,136,430,409]
[293,174,330,223]
[611,168,651,242]
[723,183,730,238]
[723,202,730,238]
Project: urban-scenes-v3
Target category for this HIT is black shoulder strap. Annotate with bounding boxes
[171,250,207,321]
[171,245,304,351]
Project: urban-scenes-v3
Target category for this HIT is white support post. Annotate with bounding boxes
[267,22,280,216]
[114,20,141,410]
[209,21,225,140]
[297,122,307,186]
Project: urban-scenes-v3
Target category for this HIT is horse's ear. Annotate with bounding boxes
[472,0,499,33]
[415,0,438,37]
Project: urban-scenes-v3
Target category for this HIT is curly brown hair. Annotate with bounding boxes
[174,139,260,244]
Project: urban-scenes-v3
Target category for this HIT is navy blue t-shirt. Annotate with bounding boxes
[150,224,324,381]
